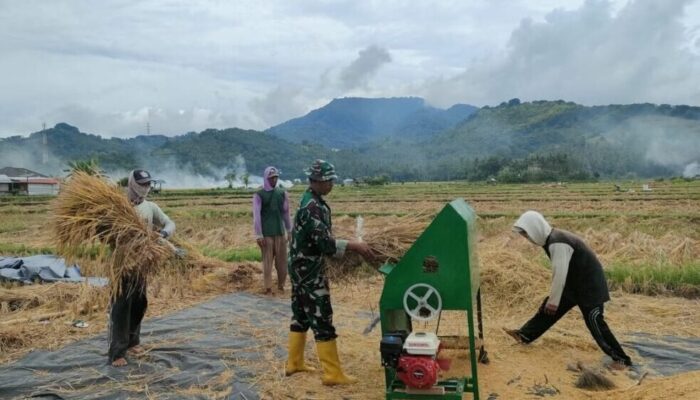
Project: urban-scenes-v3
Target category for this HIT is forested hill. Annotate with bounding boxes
[266,97,478,148]
[1,99,699,183]
[331,100,700,181]
[0,123,329,179]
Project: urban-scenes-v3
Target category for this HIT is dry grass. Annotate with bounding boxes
[1,181,699,398]
[571,362,616,390]
[0,260,264,364]
[52,172,172,297]
[326,214,430,280]
[0,282,108,357]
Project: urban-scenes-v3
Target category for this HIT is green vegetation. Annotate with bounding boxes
[465,153,591,183]
[67,158,102,176]
[224,172,236,189]
[0,243,55,255]
[606,263,700,297]
[0,221,26,233]
[201,246,262,262]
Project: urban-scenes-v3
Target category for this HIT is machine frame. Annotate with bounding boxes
[378,199,485,400]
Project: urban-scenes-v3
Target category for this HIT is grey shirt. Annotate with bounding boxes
[135,200,175,236]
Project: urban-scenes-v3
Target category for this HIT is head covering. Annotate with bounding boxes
[305,159,337,182]
[127,169,153,205]
[263,166,280,191]
[132,169,153,184]
[513,210,552,246]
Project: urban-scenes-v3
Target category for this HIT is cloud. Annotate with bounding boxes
[250,45,392,126]
[248,86,308,127]
[421,0,700,107]
[1,0,698,138]
[339,45,392,90]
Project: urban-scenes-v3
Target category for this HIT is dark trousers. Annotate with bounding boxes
[518,296,632,365]
[108,275,148,362]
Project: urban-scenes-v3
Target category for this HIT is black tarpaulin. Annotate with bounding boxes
[0,292,290,400]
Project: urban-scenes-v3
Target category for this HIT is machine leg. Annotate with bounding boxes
[476,288,489,364]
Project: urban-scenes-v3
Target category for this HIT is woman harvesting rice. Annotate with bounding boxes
[109,169,175,367]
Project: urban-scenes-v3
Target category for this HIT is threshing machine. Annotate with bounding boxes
[378,199,487,399]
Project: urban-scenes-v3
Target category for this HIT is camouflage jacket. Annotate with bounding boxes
[288,188,347,284]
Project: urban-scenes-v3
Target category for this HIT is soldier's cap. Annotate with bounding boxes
[304,159,337,182]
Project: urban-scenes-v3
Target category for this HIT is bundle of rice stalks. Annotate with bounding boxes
[52,172,172,297]
[327,214,429,280]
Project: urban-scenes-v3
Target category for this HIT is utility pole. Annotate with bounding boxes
[146,107,152,135]
[42,122,48,164]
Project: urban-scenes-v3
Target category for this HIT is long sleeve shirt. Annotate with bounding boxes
[135,200,175,236]
[288,188,348,285]
[547,242,574,307]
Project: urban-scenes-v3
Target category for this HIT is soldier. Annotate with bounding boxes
[284,160,374,385]
[505,210,632,370]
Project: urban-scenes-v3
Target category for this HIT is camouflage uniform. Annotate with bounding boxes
[288,161,346,341]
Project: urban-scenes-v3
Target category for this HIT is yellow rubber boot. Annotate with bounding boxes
[317,339,357,385]
[285,332,316,376]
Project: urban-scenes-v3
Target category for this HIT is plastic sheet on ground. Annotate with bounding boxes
[0,255,107,286]
[626,332,700,376]
[0,292,289,400]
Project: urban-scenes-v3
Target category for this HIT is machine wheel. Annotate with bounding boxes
[403,283,442,322]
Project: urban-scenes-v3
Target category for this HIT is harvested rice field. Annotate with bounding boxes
[1,179,699,399]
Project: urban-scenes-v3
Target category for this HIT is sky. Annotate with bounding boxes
[1,0,699,138]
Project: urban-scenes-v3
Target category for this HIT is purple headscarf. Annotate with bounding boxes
[262,166,279,191]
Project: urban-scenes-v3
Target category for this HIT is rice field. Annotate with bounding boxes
[0,178,699,399]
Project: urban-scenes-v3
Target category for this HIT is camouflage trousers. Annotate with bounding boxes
[289,273,337,341]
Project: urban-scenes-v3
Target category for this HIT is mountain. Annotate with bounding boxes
[432,100,700,175]
[151,128,330,177]
[333,100,700,180]
[0,123,329,180]
[0,123,169,175]
[266,97,477,148]
[2,99,698,184]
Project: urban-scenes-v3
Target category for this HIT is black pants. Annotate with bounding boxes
[108,275,148,362]
[518,296,632,365]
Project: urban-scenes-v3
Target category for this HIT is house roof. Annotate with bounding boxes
[0,174,13,183]
[0,167,47,178]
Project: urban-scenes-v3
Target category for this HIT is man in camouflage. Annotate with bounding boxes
[285,159,374,386]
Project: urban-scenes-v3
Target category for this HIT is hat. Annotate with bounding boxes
[266,167,280,178]
[132,169,154,184]
[305,159,337,181]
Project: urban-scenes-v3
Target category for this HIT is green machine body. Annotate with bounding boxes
[378,199,487,399]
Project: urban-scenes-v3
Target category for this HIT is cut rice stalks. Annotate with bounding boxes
[327,214,430,280]
[52,172,172,297]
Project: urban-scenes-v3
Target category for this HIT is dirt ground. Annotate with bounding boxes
[267,273,700,399]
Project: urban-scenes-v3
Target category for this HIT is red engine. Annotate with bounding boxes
[397,355,440,389]
[381,331,451,390]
